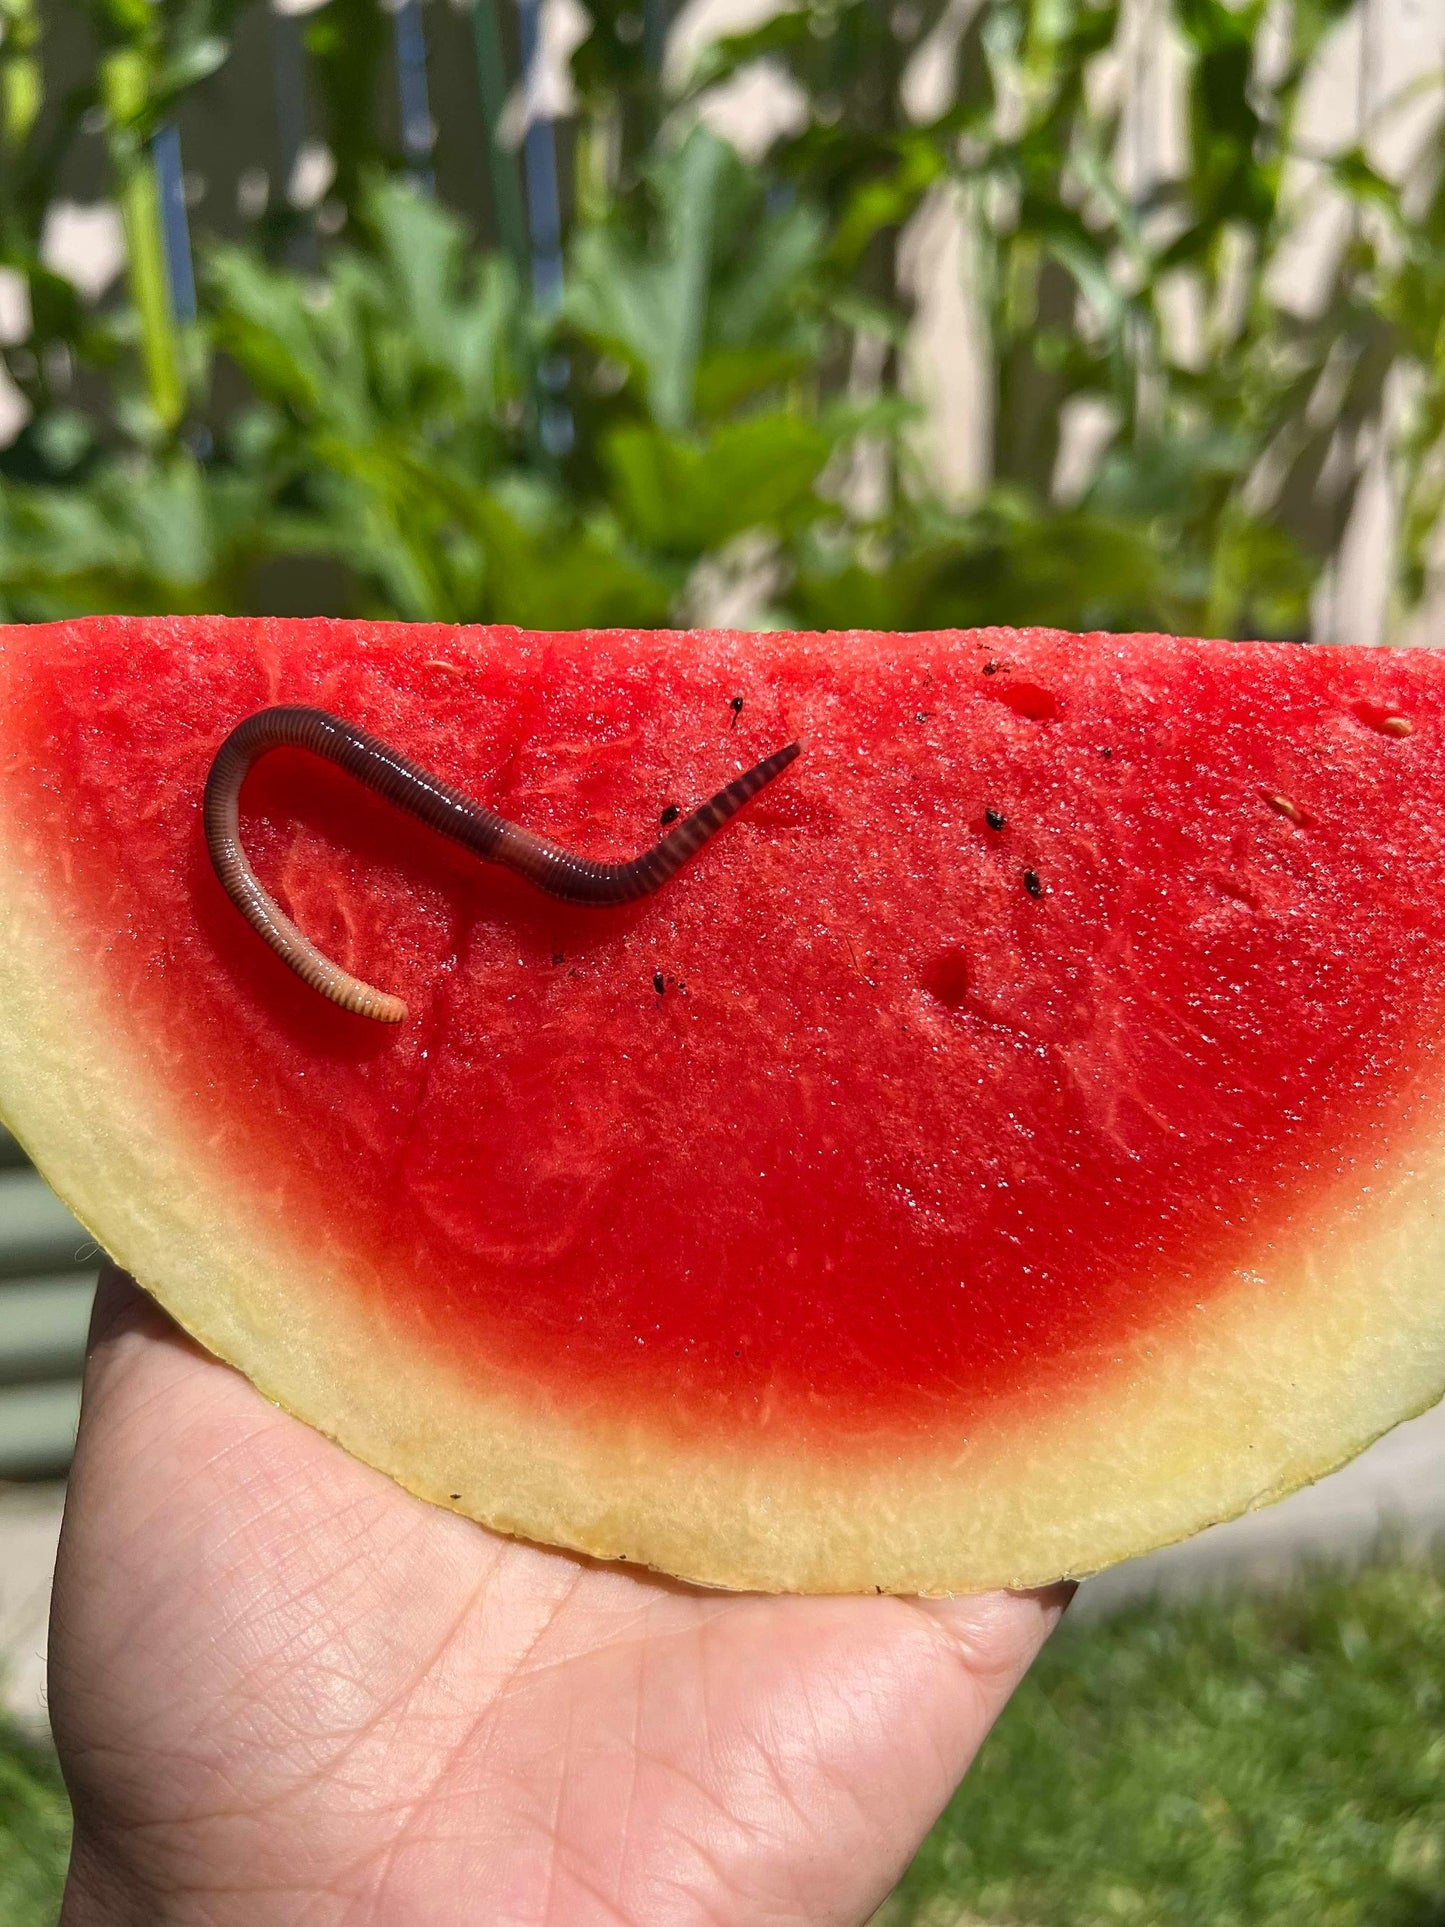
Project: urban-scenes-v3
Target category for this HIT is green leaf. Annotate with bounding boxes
[604,411,833,555]
[568,127,733,431]
[788,494,1184,635]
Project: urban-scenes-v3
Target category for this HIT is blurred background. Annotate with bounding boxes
[1,0,1444,642]
[3,1,1445,1919]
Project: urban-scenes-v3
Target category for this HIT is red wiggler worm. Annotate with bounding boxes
[204,705,802,1025]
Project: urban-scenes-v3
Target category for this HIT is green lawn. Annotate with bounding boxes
[5,1553,1445,1925]
[881,1550,1445,1926]
[0,1716,68,1926]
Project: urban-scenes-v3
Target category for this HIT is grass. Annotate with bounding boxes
[4,1554,1445,1924]
[881,1549,1445,1926]
[0,1714,69,1926]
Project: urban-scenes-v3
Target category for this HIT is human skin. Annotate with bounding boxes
[48,1264,1068,1926]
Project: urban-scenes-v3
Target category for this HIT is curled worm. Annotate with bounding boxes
[204,705,802,1025]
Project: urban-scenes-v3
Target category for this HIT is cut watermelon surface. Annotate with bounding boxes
[2,614,1445,1592]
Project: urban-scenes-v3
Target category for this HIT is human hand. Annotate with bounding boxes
[49,1263,1067,1925]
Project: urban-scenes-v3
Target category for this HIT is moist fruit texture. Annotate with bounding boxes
[2,615,1444,1593]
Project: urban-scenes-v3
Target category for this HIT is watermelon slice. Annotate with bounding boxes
[2,615,1444,1595]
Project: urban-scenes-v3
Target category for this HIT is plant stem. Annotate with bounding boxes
[101,47,185,432]
[574,107,615,226]
[0,0,41,156]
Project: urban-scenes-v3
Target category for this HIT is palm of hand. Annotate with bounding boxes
[50,1266,1064,1925]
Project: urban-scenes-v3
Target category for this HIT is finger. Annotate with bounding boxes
[86,1259,175,1350]
[67,1259,389,1532]
[820,1585,1068,1917]
[78,1260,222,1424]
[906,1580,1074,1773]
[913,1577,1075,1709]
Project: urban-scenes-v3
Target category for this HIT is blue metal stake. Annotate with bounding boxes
[150,122,197,326]
[515,0,571,454]
[393,0,436,193]
[643,0,667,77]
[516,0,563,311]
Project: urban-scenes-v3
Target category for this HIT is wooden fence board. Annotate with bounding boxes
[0,1148,94,1477]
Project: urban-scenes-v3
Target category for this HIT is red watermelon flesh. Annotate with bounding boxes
[2,615,1445,1592]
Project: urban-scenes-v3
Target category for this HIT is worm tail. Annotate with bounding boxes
[496,740,803,904]
[202,708,457,1022]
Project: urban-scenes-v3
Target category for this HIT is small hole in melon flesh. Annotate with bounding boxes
[991,681,1060,723]
[923,948,971,1009]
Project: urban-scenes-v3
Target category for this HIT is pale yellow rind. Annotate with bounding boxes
[2,786,1445,1592]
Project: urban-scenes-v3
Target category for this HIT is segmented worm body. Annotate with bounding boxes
[204,705,802,1025]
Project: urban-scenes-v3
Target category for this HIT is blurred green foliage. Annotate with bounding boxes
[880,1548,1445,1925]
[0,1710,68,1926]
[0,0,1442,635]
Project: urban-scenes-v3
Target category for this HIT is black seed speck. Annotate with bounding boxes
[552,951,564,965]
[1024,869,1043,898]
[660,803,681,825]
[985,807,1006,831]
[729,695,744,727]
[983,661,999,676]
[1100,746,1113,759]
[653,971,666,995]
